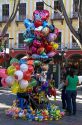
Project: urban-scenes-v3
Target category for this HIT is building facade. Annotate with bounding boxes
[0,0,82,69]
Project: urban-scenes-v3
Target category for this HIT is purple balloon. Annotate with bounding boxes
[48,33,57,41]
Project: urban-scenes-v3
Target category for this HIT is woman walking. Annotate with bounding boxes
[65,68,79,115]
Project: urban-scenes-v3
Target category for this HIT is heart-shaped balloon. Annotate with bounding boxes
[33,10,49,21]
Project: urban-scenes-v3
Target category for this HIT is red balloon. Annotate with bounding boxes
[27,60,34,65]
[34,20,42,27]
[12,63,20,70]
[28,65,34,74]
[46,45,53,52]
[37,47,45,54]
[23,71,31,81]
[49,88,56,97]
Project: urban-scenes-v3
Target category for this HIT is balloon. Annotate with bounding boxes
[24,38,33,44]
[48,33,57,41]
[31,46,37,53]
[28,65,34,74]
[12,63,20,70]
[55,28,59,36]
[53,43,59,50]
[19,80,29,89]
[49,24,55,33]
[24,19,35,30]
[43,21,49,27]
[27,60,34,65]
[14,70,23,81]
[29,79,37,87]
[47,51,56,58]
[5,76,15,87]
[11,81,19,94]
[46,45,53,52]
[34,60,42,66]
[10,58,19,65]
[35,26,43,31]
[23,71,31,81]
[7,65,16,76]
[33,40,41,47]
[1,78,7,87]
[19,59,27,64]
[37,47,45,54]
[34,20,42,27]
[20,64,28,72]
[0,68,7,78]
[41,10,50,21]
[32,54,40,59]
[42,27,50,36]
[33,10,49,21]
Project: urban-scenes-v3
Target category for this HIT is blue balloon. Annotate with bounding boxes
[48,24,55,33]
[24,19,35,31]
[43,21,49,27]
[32,54,40,59]
[19,59,27,64]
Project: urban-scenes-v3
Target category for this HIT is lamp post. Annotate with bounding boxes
[3,37,14,68]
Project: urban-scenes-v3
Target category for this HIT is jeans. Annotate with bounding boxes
[61,90,67,109]
[66,90,77,114]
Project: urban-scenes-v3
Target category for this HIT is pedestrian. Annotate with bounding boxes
[61,67,70,110]
[65,68,79,115]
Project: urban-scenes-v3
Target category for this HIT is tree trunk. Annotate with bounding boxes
[0,0,20,43]
[79,0,82,43]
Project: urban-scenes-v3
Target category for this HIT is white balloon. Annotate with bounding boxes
[20,64,28,72]
[14,70,23,81]
[19,79,29,89]
[5,76,15,86]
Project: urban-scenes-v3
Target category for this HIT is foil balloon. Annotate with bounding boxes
[31,46,37,53]
[23,71,31,81]
[48,33,57,42]
[47,51,56,58]
[34,20,42,27]
[33,40,41,47]
[42,27,50,36]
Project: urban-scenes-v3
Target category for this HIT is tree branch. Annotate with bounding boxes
[59,0,80,41]
[1,0,20,38]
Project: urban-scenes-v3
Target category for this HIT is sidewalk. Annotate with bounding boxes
[0,87,82,125]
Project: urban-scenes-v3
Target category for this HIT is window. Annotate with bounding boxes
[73,0,79,12]
[19,3,26,21]
[2,4,9,21]
[18,33,24,48]
[54,0,62,12]
[36,2,44,10]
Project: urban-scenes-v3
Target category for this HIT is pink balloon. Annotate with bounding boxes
[31,46,37,53]
[33,40,41,47]
[1,78,7,87]
[0,69,7,78]
[55,28,59,36]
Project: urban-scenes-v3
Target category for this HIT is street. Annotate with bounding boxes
[0,87,82,125]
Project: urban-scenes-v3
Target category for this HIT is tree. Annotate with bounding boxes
[0,0,20,45]
[43,0,82,48]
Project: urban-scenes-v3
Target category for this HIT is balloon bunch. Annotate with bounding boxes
[23,10,59,59]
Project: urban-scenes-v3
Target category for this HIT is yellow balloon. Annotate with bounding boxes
[11,81,19,94]
[53,43,59,50]
[7,65,16,76]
